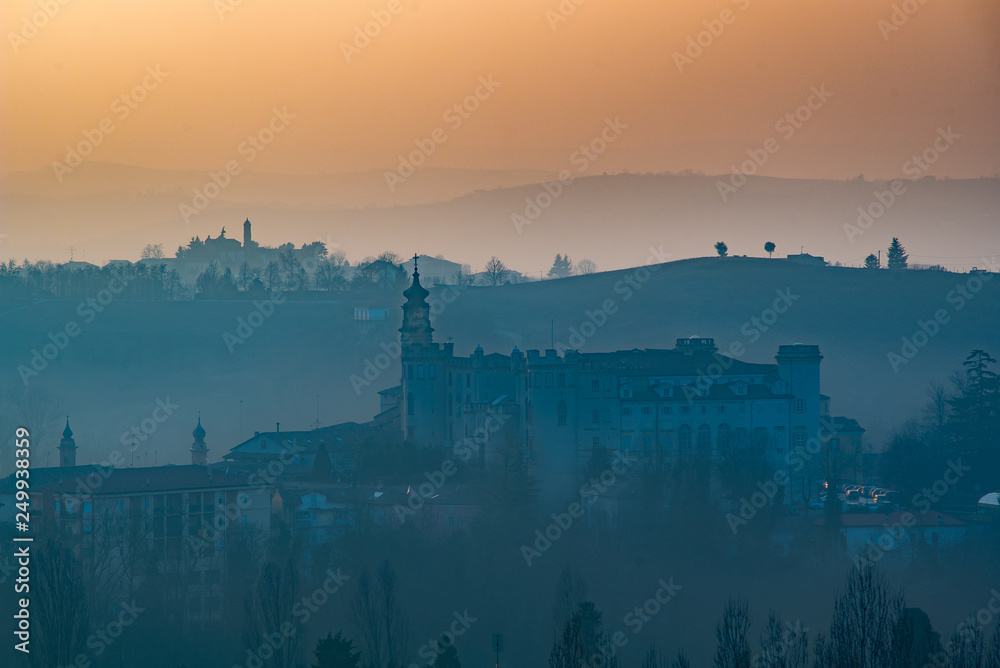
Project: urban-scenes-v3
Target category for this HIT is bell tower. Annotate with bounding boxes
[191,415,209,466]
[59,417,77,467]
[399,255,434,348]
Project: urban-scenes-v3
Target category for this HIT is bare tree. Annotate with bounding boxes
[483,256,510,286]
[33,539,90,668]
[922,380,950,429]
[243,560,301,668]
[577,259,598,275]
[828,564,904,668]
[237,261,261,292]
[452,264,475,286]
[352,560,409,668]
[948,623,984,668]
[714,596,751,668]
[758,612,785,668]
[140,243,164,259]
[551,566,589,637]
[263,261,282,292]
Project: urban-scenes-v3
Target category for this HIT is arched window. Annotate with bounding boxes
[557,400,567,426]
[407,392,414,416]
[678,424,692,450]
[697,424,711,451]
[717,423,731,450]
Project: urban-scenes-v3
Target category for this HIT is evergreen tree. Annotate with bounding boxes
[864,253,880,269]
[548,254,574,278]
[887,237,908,269]
[432,643,462,668]
[312,631,361,668]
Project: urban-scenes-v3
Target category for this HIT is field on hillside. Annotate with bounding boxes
[1,257,997,472]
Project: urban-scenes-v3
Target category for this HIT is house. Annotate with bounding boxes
[819,510,968,565]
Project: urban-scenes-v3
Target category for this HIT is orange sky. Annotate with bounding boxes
[1,0,999,179]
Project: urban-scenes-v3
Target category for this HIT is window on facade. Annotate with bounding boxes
[417,365,425,379]
[642,406,651,415]
[557,400,567,426]
[83,502,92,514]
[447,515,456,527]
[592,436,600,448]
[623,407,632,416]
[662,405,672,414]
[591,409,600,424]
[697,424,711,450]
[793,430,806,449]
[428,365,436,379]
[546,373,554,388]
[795,399,805,413]
[448,371,453,386]
[718,405,726,414]
[717,424,732,450]
[678,425,692,450]
[681,405,691,415]
[407,393,414,416]
[592,380,600,392]
[407,365,413,380]
[466,374,471,387]
[700,405,707,414]
[558,373,565,388]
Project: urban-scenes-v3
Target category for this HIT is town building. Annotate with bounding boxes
[381,260,839,504]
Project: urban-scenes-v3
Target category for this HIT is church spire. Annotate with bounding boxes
[399,254,433,347]
[59,416,77,467]
[191,414,209,466]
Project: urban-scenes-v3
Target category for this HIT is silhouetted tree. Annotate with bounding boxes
[352,561,409,668]
[312,631,361,668]
[432,642,462,668]
[141,243,164,259]
[714,596,751,668]
[671,651,691,668]
[577,259,598,274]
[828,564,904,668]
[864,253,880,269]
[548,254,574,278]
[764,242,775,258]
[641,646,665,668]
[549,602,617,668]
[887,238,908,269]
[483,256,510,286]
[715,241,728,257]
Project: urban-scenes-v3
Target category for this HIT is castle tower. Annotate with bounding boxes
[399,255,433,348]
[243,218,252,248]
[59,417,76,467]
[191,415,209,466]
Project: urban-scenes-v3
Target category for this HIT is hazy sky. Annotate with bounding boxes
[3,0,999,180]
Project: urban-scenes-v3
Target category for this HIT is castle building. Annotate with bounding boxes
[383,262,831,504]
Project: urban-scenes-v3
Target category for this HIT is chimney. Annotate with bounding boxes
[276,422,280,433]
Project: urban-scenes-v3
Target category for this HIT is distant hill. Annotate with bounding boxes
[1,167,996,273]
[1,257,996,471]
